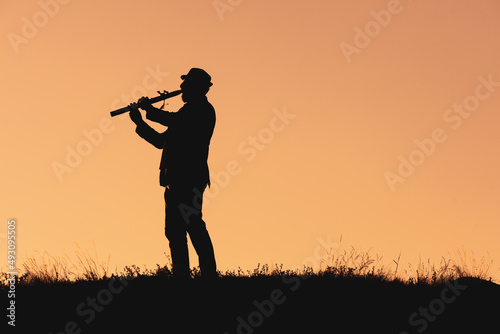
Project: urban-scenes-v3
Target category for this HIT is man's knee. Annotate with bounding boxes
[186,217,207,235]
[165,224,187,241]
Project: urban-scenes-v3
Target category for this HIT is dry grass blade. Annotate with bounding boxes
[450,247,495,280]
[21,251,76,284]
[74,242,110,281]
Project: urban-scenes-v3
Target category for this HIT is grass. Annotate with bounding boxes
[1,243,497,288]
[4,243,498,334]
[2,242,111,286]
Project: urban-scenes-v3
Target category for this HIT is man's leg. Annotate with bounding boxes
[188,217,217,277]
[184,185,217,278]
[165,187,190,278]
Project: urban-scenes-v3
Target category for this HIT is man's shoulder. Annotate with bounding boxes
[187,98,215,116]
[205,100,215,115]
[196,98,214,109]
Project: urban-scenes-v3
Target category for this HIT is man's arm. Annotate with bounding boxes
[145,106,176,127]
[138,97,176,127]
[135,122,165,149]
[129,105,165,149]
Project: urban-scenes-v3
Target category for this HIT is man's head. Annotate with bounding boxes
[180,68,213,102]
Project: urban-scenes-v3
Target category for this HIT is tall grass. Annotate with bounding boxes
[5,243,111,285]
[316,243,497,285]
[318,245,391,280]
[1,244,497,288]
[450,246,495,280]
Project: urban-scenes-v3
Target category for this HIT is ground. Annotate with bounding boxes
[7,274,500,333]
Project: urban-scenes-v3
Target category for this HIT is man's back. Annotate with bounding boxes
[161,96,215,187]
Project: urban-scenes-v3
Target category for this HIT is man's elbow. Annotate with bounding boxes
[146,110,168,124]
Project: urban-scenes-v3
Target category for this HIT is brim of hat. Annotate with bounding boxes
[180,75,213,86]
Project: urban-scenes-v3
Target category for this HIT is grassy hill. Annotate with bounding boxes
[3,266,500,334]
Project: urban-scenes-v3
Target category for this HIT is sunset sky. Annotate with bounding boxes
[2,0,500,281]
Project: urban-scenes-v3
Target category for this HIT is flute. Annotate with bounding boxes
[109,90,182,117]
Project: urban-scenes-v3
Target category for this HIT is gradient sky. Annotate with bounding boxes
[2,0,500,281]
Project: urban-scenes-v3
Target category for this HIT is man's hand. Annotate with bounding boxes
[137,96,153,110]
[128,102,143,124]
[136,96,159,119]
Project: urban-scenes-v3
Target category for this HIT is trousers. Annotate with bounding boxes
[164,183,217,278]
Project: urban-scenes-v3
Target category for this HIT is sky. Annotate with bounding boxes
[1,0,500,281]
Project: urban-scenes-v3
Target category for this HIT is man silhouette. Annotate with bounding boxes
[128,68,217,279]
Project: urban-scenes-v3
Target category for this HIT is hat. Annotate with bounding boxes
[181,68,213,87]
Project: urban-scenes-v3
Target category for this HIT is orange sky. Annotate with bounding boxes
[2,0,500,281]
